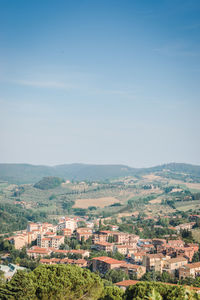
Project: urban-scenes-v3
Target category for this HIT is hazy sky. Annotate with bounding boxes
[0,0,200,167]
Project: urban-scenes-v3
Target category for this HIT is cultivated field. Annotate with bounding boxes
[73,197,119,208]
[175,200,200,211]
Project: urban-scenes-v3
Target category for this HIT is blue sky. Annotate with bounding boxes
[0,0,200,167]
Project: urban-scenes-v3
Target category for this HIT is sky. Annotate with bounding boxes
[0,0,200,168]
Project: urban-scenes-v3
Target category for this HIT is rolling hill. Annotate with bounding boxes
[0,162,200,184]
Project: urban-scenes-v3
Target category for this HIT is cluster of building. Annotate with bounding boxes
[89,235,200,279]
[5,217,78,250]
[3,216,200,281]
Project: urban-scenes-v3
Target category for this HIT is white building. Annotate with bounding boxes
[57,217,77,232]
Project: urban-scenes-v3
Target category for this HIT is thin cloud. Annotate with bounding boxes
[13,80,75,90]
[7,78,139,99]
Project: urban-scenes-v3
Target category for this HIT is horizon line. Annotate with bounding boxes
[0,161,199,169]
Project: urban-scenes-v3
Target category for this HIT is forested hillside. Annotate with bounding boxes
[0,163,200,184]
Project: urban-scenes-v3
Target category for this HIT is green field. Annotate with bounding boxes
[0,166,200,233]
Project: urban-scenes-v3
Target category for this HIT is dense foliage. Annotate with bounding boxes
[124,281,200,300]
[0,265,104,300]
[34,177,64,190]
[0,203,48,234]
[0,265,199,300]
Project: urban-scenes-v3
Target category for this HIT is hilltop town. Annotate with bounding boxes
[1,212,200,292]
[1,165,200,297]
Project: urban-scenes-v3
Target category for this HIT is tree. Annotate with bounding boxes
[124,282,200,300]
[1,270,36,300]
[99,286,124,300]
[78,221,87,228]
[146,288,162,300]
[105,269,129,283]
[0,270,5,286]
[99,219,103,231]
[0,265,104,300]
[108,236,115,243]
[15,257,21,265]
[192,252,200,263]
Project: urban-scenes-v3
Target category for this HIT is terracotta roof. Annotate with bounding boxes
[73,259,87,264]
[116,280,139,287]
[113,232,129,235]
[95,242,113,246]
[52,236,64,239]
[31,246,47,250]
[60,258,70,263]
[92,256,122,264]
[77,231,92,235]
[40,259,51,263]
[184,262,200,269]
[100,230,116,234]
[166,257,188,264]
[133,252,146,257]
[50,249,89,254]
[121,263,142,269]
[140,244,154,248]
[51,258,61,262]
[69,250,89,254]
[50,249,68,253]
[115,245,128,248]
[28,249,49,254]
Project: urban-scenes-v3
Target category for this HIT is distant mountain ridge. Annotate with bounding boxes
[0,162,200,184]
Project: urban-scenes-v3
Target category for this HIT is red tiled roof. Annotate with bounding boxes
[28,249,49,254]
[92,256,122,264]
[140,244,154,248]
[116,280,139,287]
[52,236,64,239]
[50,249,68,253]
[99,230,117,234]
[166,257,188,264]
[183,262,200,269]
[115,245,127,249]
[69,250,88,254]
[133,252,146,257]
[40,259,51,263]
[121,263,142,269]
[95,242,113,246]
